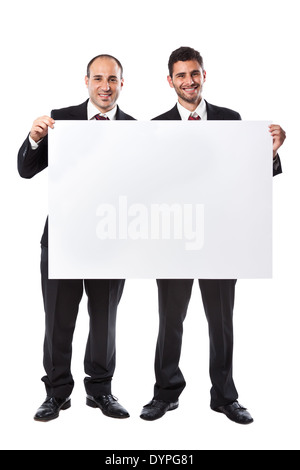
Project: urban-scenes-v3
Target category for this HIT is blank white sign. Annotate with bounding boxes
[48,120,272,279]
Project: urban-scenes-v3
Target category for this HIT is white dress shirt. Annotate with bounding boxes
[177,98,207,120]
[87,99,117,120]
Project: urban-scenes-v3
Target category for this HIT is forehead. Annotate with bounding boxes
[89,57,121,76]
[172,60,202,75]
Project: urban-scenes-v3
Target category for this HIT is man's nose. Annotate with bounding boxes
[185,75,195,85]
[100,80,110,90]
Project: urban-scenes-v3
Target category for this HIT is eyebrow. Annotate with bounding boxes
[92,74,118,79]
[174,70,201,77]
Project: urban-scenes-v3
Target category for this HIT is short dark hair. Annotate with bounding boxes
[86,54,123,78]
[168,47,204,77]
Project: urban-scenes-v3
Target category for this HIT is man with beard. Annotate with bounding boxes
[140,46,286,425]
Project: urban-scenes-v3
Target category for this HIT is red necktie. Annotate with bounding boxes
[94,114,109,120]
[188,114,201,120]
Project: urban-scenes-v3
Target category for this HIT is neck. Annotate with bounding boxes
[178,97,202,112]
[95,105,114,113]
[90,98,116,115]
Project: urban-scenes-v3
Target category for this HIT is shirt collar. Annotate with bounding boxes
[177,98,207,120]
[87,99,117,120]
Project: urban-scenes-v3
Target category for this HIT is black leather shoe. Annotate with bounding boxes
[213,400,254,424]
[86,394,130,419]
[140,399,179,421]
[34,396,71,422]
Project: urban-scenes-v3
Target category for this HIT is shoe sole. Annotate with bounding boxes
[140,402,179,421]
[226,415,254,425]
[213,408,254,425]
[34,399,71,422]
[86,397,130,419]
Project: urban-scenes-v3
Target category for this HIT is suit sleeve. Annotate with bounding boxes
[273,154,282,176]
[17,134,48,178]
[17,110,58,178]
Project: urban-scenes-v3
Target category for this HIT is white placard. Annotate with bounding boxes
[48,120,272,279]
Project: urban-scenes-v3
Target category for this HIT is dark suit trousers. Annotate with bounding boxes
[40,245,125,399]
[155,279,238,409]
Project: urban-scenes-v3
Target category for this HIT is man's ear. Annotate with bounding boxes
[167,75,174,89]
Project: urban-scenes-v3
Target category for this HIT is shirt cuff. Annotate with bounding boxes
[273,153,280,172]
[29,134,43,149]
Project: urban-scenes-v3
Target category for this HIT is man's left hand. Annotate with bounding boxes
[269,124,286,159]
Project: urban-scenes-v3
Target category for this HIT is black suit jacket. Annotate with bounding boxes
[152,100,282,176]
[18,99,136,246]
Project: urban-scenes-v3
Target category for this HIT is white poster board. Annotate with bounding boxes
[48,120,272,279]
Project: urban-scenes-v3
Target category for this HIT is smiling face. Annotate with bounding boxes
[85,57,124,113]
[167,59,206,111]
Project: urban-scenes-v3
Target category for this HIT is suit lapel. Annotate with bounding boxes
[167,104,182,120]
[69,100,89,120]
[206,100,220,121]
[116,106,126,120]
[115,105,135,120]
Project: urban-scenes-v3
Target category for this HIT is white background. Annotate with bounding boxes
[0,0,298,450]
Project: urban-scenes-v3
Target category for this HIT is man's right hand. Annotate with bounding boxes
[29,116,55,143]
